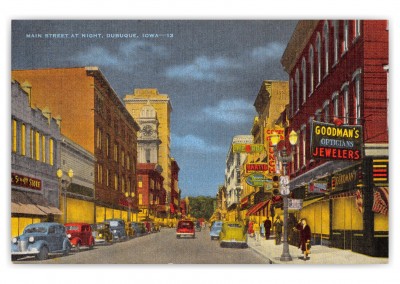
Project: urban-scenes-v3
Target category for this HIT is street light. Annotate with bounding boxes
[125,191,135,222]
[235,187,242,221]
[57,168,74,224]
[270,130,298,262]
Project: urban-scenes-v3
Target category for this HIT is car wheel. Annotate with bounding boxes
[89,239,94,249]
[76,242,81,252]
[63,245,71,256]
[37,246,49,260]
[11,255,19,262]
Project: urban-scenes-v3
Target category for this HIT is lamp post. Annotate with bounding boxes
[125,191,135,222]
[270,130,298,262]
[236,187,242,221]
[57,169,74,224]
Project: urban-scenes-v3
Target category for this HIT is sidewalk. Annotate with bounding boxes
[247,237,388,264]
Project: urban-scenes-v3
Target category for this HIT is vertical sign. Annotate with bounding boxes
[265,127,284,173]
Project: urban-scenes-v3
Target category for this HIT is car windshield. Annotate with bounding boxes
[178,222,193,229]
[109,221,121,227]
[24,226,47,234]
[65,226,79,231]
[213,222,223,227]
[227,224,242,228]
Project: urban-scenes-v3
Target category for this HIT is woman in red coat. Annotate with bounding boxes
[299,218,311,260]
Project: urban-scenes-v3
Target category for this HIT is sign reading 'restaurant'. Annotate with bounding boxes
[310,121,363,161]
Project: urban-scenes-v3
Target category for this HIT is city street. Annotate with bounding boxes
[14,228,269,264]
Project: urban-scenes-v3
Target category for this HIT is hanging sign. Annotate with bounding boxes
[245,163,268,173]
[310,121,363,161]
[246,173,270,187]
[265,127,285,173]
[233,144,264,153]
[288,199,303,210]
[309,182,328,193]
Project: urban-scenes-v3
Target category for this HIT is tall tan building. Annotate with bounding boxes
[124,89,172,210]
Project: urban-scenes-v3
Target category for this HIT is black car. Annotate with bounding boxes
[104,219,127,242]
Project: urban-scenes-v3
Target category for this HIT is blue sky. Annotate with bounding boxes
[12,20,297,197]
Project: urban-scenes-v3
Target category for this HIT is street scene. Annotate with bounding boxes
[10,20,388,264]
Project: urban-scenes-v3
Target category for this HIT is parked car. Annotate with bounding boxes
[127,222,146,238]
[65,223,95,251]
[90,223,113,245]
[219,221,247,248]
[176,220,195,239]
[11,222,72,261]
[210,221,223,240]
[105,219,127,241]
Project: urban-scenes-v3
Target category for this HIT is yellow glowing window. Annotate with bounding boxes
[49,139,54,165]
[12,119,17,153]
[139,194,143,205]
[42,136,46,163]
[21,124,26,156]
[114,174,118,190]
[35,131,40,161]
[122,178,125,192]
[106,169,109,187]
[30,129,34,159]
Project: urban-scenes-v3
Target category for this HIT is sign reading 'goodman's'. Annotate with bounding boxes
[310,121,363,161]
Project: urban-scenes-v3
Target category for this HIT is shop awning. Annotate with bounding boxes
[12,190,62,216]
[301,196,325,208]
[246,200,269,216]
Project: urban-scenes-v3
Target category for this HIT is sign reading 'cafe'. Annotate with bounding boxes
[310,121,363,161]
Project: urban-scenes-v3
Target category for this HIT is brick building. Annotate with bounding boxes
[280,20,388,256]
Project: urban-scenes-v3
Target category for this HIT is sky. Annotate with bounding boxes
[13,20,297,197]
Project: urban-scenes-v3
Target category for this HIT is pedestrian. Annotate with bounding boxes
[264,217,272,240]
[248,220,254,237]
[273,216,283,245]
[253,222,260,241]
[298,218,311,261]
[260,221,265,238]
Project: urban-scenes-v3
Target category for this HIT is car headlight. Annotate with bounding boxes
[12,237,18,244]
[113,230,117,233]
[28,236,35,243]
[67,234,71,239]
[99,233,103,238]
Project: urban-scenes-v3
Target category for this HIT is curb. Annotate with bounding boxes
[248,243,274,264]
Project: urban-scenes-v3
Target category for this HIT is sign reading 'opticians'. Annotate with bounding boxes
[310,121,363,161]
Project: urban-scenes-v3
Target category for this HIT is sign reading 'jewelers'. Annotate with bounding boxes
[310,121,363,161]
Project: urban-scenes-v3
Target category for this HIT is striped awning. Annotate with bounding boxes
[12,190,62,216]
[246,200,270,216]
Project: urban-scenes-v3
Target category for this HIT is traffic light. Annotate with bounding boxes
[272,174,280,195]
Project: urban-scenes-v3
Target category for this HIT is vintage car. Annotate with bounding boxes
[11,222,72,261]
[210,221,223,240]
[104,219,127,241]
[127,222,146,238]
[90,223,113,245]
[176,220,195,239]
[65,223,95,251]
[219,221,247,248]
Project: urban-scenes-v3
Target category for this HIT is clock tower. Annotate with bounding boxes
[137,103,162,164]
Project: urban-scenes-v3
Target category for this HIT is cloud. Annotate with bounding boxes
[165,56,238,82]
[68,40,169,69]
[201,99,255,124]
[250,42,285,61]
[171,134,224,153]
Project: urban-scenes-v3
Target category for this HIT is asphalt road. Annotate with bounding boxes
[14,227,270,264]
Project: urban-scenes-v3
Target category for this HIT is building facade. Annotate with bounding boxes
[170,159,180,217]
[11,80,62,237]
[280,20,388,256]
[12,67,140,224]
[124,89,172,216]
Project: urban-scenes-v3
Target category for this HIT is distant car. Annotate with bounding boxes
[11,222,72,261]
[176,220,195,239]
[105,219,127,241]
[65,223,95,251]
[210,221,223,240]
[90,223,113,245]
[127,222,146,238]
[219,221,247,248]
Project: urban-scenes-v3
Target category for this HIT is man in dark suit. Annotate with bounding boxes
[264,217,272,240]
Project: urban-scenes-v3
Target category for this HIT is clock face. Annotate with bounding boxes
[142,125,154,136]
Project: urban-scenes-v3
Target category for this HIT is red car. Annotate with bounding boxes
[176,220,195,239]
[65,223,95,251]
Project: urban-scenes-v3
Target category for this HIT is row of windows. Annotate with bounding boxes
[12,119,55,166]
[290,69,362,173]
[96,127,134,170]
[97,163,134,193]
[290,20,361,117]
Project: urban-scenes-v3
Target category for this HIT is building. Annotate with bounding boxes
[280,20,388,256]
[124,89,172,216]
[12,67,140,224]
[11,80,62,237]
[225,135,253,221]
[170,159,180,218]
[215,185,227,221]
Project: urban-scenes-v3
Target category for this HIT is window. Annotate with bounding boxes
[354,20,361,38]
[96,127,102,150]
[316,33,321,84]
[49,139,54,165]
[323,21,329,76]
[333,20,339,64]
[121,150,125,167]
[309,46,314,95]
[12,119,17,153]
[122,178,125,193]
[30,129,34,159]
[114,174,119,191]
[97,164,103,184]
[296,131,300,171]
[295,69,300,112]
[126,155,130,170]
[332,92,339,117]
[41,135,46,163]
[106,169,110,187]
[323,100,330,122]
[315,109,322,122]
[35,131,40,161]
[341,83,350,124]
[301,58,306,104]
[21,124,26,156]
[290,79,294,116]
[106,134,110,157]
[145,149,151,163]
[139,193,143,205]
[138,176,143,188]
[343,20,349,53]
[114,143,118,162]
[353,69,362,124]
